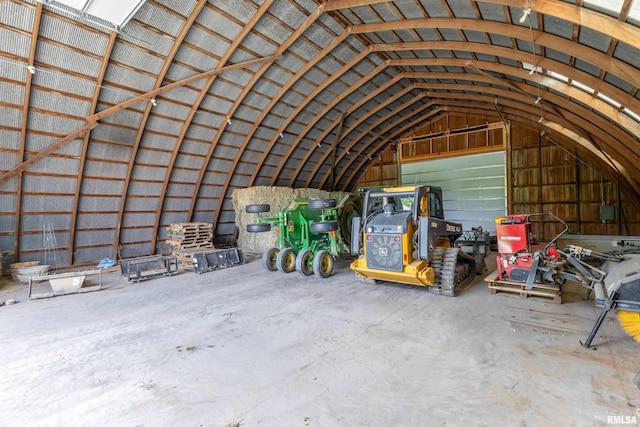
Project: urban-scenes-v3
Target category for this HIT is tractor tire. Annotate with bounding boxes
[310,220,338,233]
[277,248,296,273]
[246,204,270,213]
[313,250,333,278]
[247,223,271,233]
[295,250,314,276]
[309,199,337,210]
[262,247,279,271]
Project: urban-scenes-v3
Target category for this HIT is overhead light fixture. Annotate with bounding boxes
[540,130,546,136]
[535,96,542,105]
[27,65,36,74]
[346,149,350,155]
[226,118,232,125]
[519,7,532,24]
[317,143,322,148]
[529,67,537,75]
[280,133,284,138]
[150,98,157,106]
[368,156,373,161]
[538,116,544,123]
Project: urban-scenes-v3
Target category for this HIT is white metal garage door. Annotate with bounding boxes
[400,151,506,234]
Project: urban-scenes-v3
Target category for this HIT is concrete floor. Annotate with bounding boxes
[0,254,638,426]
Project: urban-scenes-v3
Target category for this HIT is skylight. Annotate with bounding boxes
[38,0,147,30]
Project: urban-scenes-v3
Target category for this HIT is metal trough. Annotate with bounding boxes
[28,269,102,299]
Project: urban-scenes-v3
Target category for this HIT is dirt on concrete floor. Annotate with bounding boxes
[0,255,638,426]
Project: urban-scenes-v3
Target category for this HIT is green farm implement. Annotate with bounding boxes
[246,198,343,278]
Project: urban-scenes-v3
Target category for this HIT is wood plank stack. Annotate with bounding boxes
[166,223,214,251]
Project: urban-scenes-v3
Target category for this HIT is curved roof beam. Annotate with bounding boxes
[311,62,638,190]
[0,55,278,186]
[303,50,638,189]
[319,96,439,188]
[330,90,622,191]
[377,43,640,115]
[150,0,271,251]
[336,94,639,193]
[297,77,412,187]
[353,19,640,88]
[292,73,404,186]
[419,85,636,166]
[308,89,429,186]
[111,2,208,257]
[335,102,448,190]
[253,45,375,185]
[340,102,634,197]
[325,0,640,51]
[13,1,42,261]
[271,59,390,184]
[191,5,327,225]
[68,30,118,265]
[297,43,640,189]
[211,38,375,227]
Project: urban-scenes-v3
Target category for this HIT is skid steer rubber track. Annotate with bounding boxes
[430,247,476,297]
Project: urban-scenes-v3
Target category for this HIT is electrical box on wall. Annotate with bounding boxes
[600,205,615,222]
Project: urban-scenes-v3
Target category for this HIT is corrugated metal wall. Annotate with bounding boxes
[400,152,507,233]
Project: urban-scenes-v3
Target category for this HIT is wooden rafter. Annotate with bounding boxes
[13,1,42,262]
[294,73,404,187]
[0,55,280,186]
[376,42,640,114]
[326,0,640,51]
[149,0,272,251]
[112,0,207,257]
[360,92,640,193]
[334,102,442,190]
[271,59,390,185]
[258,46,374,186]
[188,4,326,225]
[328,85,639,192]
[353,19,640,88]
[317,93,432,187]
[68,30,117,265]
[301,80,414,187]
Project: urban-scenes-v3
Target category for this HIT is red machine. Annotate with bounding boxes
[495,214,563,287]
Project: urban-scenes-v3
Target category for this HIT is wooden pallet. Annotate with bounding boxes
[485,271,562,304]
[166,240,214,249]
[168,223,212,232]
[166,223,213,250]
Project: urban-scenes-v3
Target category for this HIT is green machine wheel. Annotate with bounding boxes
[296,250,314,276]
[262,247,279,271]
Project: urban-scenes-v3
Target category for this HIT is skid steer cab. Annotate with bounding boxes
[245,198,341,278]
[350,185,477,296]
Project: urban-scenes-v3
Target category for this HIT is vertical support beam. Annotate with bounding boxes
[538,130,544,239]
[575,147,582,234]
[331,114,345,191]
[13,1,42,263]
[505,121,513,215]
[113,0,208,258]
[68,30,117,265]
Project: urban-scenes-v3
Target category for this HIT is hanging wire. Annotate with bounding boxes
[521,1,546,124]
